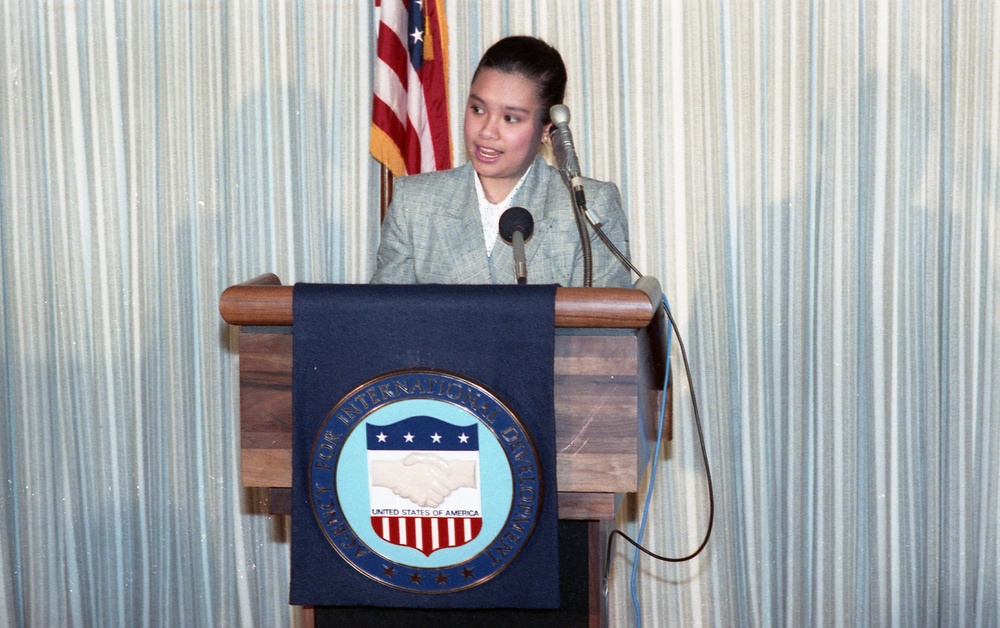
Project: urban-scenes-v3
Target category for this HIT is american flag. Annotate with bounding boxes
[370,0,452,177]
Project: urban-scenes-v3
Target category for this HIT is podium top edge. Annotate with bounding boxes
[219,280,658,329]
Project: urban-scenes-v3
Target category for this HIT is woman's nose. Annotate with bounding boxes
[478,115,499,139]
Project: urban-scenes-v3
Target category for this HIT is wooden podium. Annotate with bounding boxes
[219,273,670,627]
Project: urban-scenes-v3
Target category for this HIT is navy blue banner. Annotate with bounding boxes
[290,284,559,609]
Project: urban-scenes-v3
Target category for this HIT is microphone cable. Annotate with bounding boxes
[586,221,715,610]
[586,214,641,278]
[548,105,713,595]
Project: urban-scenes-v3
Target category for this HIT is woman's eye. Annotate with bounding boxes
[505,115,520,123]
[470,105,483,114]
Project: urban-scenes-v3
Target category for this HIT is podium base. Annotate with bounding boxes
[313,520,593,627]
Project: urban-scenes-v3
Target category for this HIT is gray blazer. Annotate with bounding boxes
[371,155,631,287]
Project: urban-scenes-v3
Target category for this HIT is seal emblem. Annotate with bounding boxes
[309,368,543,594]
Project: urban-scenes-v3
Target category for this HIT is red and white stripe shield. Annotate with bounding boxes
[370,514,484,557]
[367,417,482,557]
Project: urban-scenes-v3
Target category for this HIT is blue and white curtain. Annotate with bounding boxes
[1,1,996,626]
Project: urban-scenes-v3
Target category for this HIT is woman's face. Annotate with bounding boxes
[463,67,550,203]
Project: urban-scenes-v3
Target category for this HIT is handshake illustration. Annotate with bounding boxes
[370,453,478,508]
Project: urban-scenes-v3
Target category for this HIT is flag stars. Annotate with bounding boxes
[411,28,424,45]
[404,432,415,443]
[458,433,469,444]
[431,432,442,443]
[376,432,388,443]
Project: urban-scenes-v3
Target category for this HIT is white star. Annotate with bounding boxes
[431,432,442,443]
[411,28,424,45]
[458,433,469,443]
[404,432,415,443]
[377,432,388,442]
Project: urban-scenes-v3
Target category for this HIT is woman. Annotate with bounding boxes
[371,35,631,287]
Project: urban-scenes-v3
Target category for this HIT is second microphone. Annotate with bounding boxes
[499,207,535,285]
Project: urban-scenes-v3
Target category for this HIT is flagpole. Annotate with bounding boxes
[379,164,394,222]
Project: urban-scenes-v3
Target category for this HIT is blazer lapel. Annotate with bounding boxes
[439,163,492,284]
[515,155,557,268]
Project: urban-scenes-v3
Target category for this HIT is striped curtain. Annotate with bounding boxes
[1,1,996,626]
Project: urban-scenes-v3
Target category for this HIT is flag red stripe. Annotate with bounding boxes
[423,0,451,170]
[375,21,409,87]
[404,120,422,178]
[372,96,406,147]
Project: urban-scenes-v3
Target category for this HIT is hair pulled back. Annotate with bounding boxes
[473,36,567,125]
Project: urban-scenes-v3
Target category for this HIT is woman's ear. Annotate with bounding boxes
[538,124,557,166]
[541,122,554,143]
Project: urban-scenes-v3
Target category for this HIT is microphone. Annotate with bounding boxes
[499,207,535,285]
[549,104,586,206]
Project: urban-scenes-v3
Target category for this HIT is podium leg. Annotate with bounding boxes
[299,606,315,628]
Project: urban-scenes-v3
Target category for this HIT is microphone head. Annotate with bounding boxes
[549,103,571,126]
[499,207,535,243]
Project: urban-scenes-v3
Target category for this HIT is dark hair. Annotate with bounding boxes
[472,36,567,124]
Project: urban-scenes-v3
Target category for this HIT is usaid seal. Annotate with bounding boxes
[309,368,543,594]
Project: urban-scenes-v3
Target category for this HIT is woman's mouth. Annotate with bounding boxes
[476,145,502,162]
